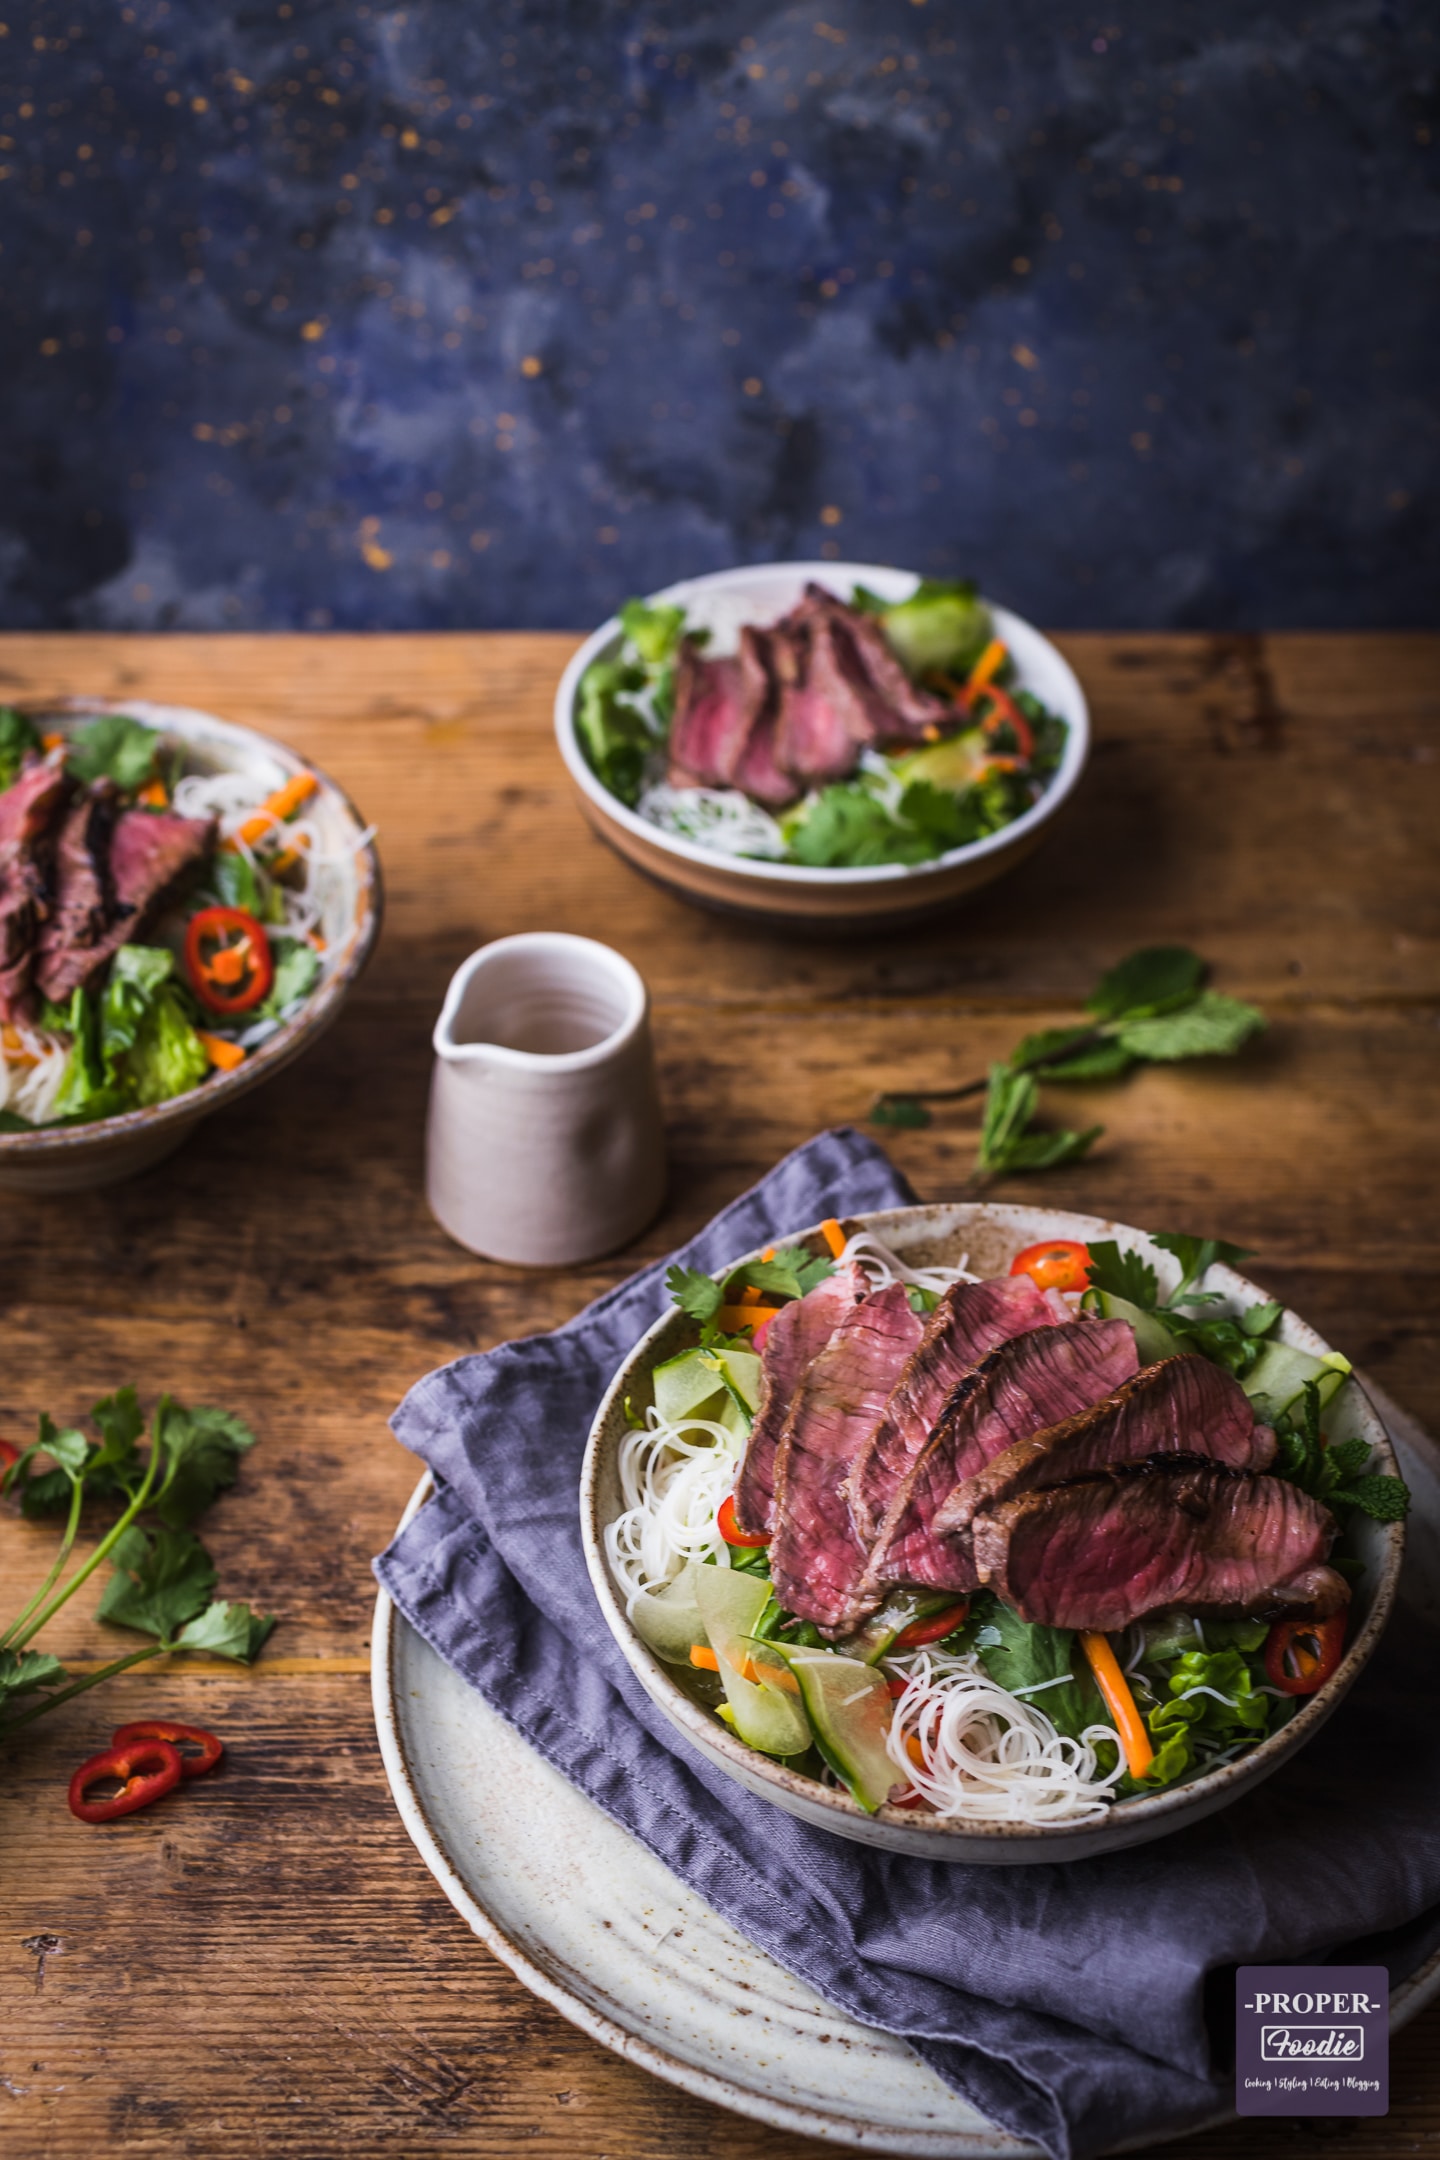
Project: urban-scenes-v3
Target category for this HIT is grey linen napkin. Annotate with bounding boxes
[375,1127,1440,2160]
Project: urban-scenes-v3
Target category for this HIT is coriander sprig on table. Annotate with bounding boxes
[0,1387,274,1740]
[872,945,1265,1177]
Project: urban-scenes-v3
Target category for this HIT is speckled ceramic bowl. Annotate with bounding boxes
[554,562,1090,929]
[0,698,382,1193]
[582,1203,1404,1863]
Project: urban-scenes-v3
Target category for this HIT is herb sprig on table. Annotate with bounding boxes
[872,945,1265,1177]
[0,1388,275,1740]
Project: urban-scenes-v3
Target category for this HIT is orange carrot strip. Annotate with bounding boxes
[231,771,318,849]
[197,1031,246,1073]
[1080,1631,1154,1780]
[689,1646,720,1672]
[136,779,168,808]
[760,1246,776,1263]
[819,1217,846,1260]
[967,638,1007,690]
[40,731,66,754]
[716,1303,784,1332]
[737,1284,763,1307]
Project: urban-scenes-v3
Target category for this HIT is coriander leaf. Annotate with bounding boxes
[213,848,266,915]
[1116,992,1265,1062]
[974,1603,1104,1744]
[1151,1231,1256,1305]
[1084,1240,1159,1309]
[151,1400,257,1529]
[1241,1300,1284,1338]
[66,713,161,791]
[36,1412,90,1479]
[793,1251,837,1294]
[665,1263,723,1325]
[0,1647,68,1706]
[258,938,321,1021]
[724,1256,808,1302]
[173,1598,277,1661]
[1086,945,1206,1022]
[97,1523,218,1640]
[1331,1475,1410,1523]
[0,706,43,789]
[870,1096,932,1130]
[789,785,927,869]
[90,1384,145,1474]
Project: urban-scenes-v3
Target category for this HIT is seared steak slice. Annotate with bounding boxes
[865,1319,1140,1599]
[731,1261,866,1537]
[769,1284,924,1632]
[36,805,214,1002]
[974,1461,1346,1631]
[34,785,119,988]
[668,635,768,790]
[730,627,797,808]
[0,758,69,1021]
[933,1352,1275,1544]
[847,1272,1063,1541]
[803,584,950,739]
[771,613,871,785]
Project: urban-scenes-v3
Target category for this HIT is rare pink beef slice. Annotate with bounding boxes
[769,614,868,786]
[33,786,119,993]
[35,805,215,1002]
[803,584,950,741]
[864,1318,1140,1600]
[932,1352,1274,1546]
[973,1461,1347,1631]
[846,1272,1061,1541]
[730,628,798,809]
[668,634,769,790]
[730,1261,866,1537]
[0,758,69,1021]
[768,1284,924,1633]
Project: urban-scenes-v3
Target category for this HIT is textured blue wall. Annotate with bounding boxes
[1,1,1435,630]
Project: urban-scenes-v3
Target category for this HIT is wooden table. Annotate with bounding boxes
[1,631,1436,2158]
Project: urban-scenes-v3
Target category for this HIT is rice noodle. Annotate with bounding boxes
[171,767,369,951]
[0,1022,69,1124]
[637,782,787,862]
[604,1407,743,1610]
[884,1646,1123,1824]
[838,1229,979,1297]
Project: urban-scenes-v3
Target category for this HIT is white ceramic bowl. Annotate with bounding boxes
[0,698,382,1193]
[554,562,1089,928]
[582,1202,1405,1864]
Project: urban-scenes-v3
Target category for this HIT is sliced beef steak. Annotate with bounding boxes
[730,629,797,808]
[803,584,950,740]
[35,805,214,1002]
[34,785,119,992]
[865,1319,1140,1600]
[730,1261,866,1537]
[769,1284,924,1633]
[933,1352,1274,1545]
[771,612,871,786]
[846,1272,1062,1541]
[0,758,69,1020]
[974,1460,1346,1631]
[667,640,759,789]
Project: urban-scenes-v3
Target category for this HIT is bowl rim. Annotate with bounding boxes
[0,696,383,1156]
[553,560,1090,887]
[581,1201,1405,1851]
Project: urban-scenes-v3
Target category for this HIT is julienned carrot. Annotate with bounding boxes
[136,779,168,808]
[760,1246,776,1263]
[716,1302,784,1332]
[819,1217,846,1260]
[197,1031,246,1073]
[689,1644,799,1692]
[1080,1631,1154,1780]
[737,1284,763,1307]
[690,1645,720,1672]
[231,771,318,849]
[967,638,1007,690]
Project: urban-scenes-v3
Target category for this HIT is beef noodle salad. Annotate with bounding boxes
[0,707,365,1129]
[605,1225,1408,1823]
[574,579,1068,869]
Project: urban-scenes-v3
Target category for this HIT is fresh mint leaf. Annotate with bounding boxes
[1028,1037,1134,1083]
[66,714,161,791]
[665,1264,724,1326]
[1116,991,1265,1062]
[1325,1436,1373,1482]
[1331,1475,1410,1524]
[1083,1240,1159,1310]
[870,1096,932,1130]
[97,1524,218,1640]
[150,1400,256,1529]
[1086,946,1206,1022]
[173,1598,277,1661]
[978,1064,1036,1171]
[995,1123,1103,1172]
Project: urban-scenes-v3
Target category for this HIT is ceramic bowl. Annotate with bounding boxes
[553,562,1090,929]
[582,1202,1405,1863]
[0,697,382,1193]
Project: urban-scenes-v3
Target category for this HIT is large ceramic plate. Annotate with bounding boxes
[553,562,1089,928]
[374,1406,1439,2150]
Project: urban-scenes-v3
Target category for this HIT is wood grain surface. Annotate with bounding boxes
[0,629,1436,2159]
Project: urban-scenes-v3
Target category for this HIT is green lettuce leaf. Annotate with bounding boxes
[0,706,43,789]
[125,987,209,1107]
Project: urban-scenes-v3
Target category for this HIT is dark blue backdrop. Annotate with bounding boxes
[1,1,1434,631]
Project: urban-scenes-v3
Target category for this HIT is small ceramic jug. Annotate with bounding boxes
[425,932,666,1265]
